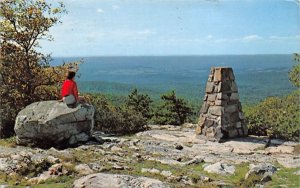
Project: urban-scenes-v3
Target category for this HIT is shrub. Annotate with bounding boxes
[125,88,153,120]
[152,90,193,125]
[244,91,300,141]
[88,94,147,135]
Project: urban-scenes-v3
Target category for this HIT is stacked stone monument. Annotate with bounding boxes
[196,67,248,141]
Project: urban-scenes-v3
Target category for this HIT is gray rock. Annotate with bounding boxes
[204,162,235,175]
[245,163,277,183]
[141,168,160,174]
[148,157,183,166]
[161,170,172,177]
[184,156,203,165]
[294,170,300,175]
[175,144,183,150]
[14,101,94,148]
[75,164,94,175]
[73,173,170,188]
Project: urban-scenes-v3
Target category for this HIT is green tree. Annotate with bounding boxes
[153,90,193,125]
[88,94,147,135]
[289,53,300,88]
[125,88,153,120]
[0,0,75,137]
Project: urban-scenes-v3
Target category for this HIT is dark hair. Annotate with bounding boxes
[67,71,76,80]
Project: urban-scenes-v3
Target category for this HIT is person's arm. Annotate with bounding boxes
[73,81,79,101]
[61,80,67,99]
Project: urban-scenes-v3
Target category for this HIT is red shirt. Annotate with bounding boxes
[61,79,79,101]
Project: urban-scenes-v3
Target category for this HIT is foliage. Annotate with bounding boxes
[288,53,300,88]
[125,88,153,120]
[152,90,193,125]
[244,91,300,141]
[0,136,17,147]
[0,0,79,137]
[88,94,147,135]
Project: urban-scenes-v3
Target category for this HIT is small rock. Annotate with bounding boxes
[204,162,235,175]
[294,170,300,175]
[175,144,183,150]
[132,153,142,159]
[141,168,160,174]
[112,164,124,170]
[161,170,172,177]
[29,163,67,184]
[245,163,277,184]
[111,146,122,152]
[49,163,66,175]
[200,175,212,182]
[148,157,183,166]
[213,181,234,187]
[47,156,60,163]
[89,162,103,171]
[75,164,94,175]
[184,156,203,165]
[129,145,139,151]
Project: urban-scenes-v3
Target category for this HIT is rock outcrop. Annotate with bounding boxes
[196,67,248,141]
[245,163,277,183]
[73,173,170,188]
[204,162,235,175]
[14,101,94,148]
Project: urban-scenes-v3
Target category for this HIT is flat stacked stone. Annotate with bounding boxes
[196,67,248,141]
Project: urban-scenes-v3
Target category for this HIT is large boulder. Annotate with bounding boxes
[73,173,170,188]
[14,101,94,148]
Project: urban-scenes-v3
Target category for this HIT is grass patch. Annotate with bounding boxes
[71,149,105,163]
[33,176,75,188]
[0,172,25,186]
[0,137,17,147]
[265,166,300,188]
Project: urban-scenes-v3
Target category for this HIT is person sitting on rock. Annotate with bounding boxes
[61,71,86,105]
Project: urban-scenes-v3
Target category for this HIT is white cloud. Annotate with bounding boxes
[96,8,104,13]
[82,29,157,42]
[269,35,300,41]
[112,5,120,10]
[242,35,263,42]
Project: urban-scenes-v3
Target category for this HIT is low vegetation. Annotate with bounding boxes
[244,91,300,141]
[244,55,300,141]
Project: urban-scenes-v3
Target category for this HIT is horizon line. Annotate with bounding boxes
[51,53,295,58]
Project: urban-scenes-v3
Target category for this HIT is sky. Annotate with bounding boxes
[41,0,300,57]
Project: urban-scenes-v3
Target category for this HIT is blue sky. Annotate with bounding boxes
[41,0,300,56]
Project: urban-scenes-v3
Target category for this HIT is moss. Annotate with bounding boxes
[0,137,17,147]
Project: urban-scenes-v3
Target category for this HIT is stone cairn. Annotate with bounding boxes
[196,67,248,141]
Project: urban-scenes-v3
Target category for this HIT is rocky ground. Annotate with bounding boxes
[0,124,299,188]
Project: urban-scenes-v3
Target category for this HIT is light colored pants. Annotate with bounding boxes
[63,95,76,105]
